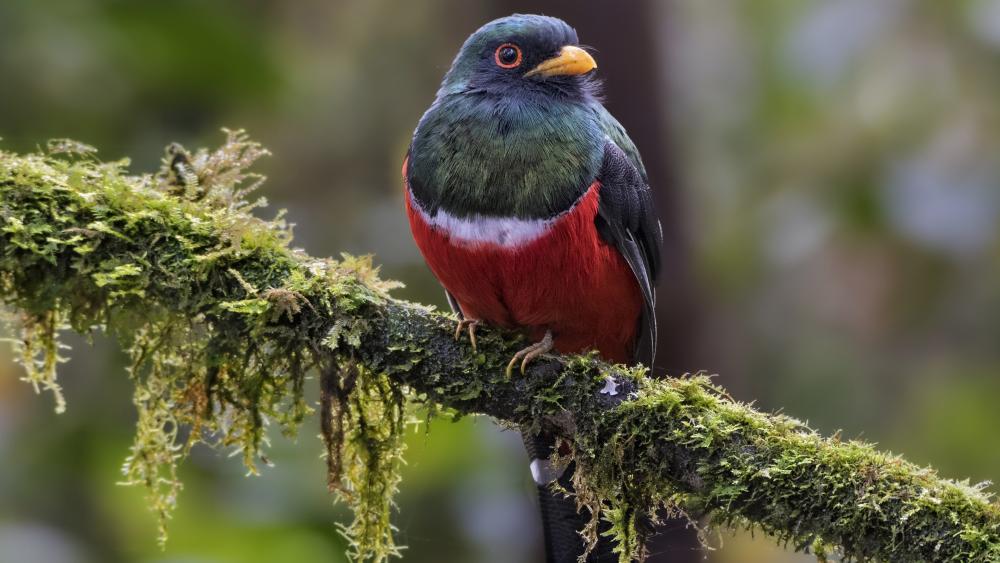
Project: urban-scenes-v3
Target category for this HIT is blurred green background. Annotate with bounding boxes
[2,1,1000,562]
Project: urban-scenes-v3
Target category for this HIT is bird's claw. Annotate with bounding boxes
[505,330,554,380]
[454,318,481,351]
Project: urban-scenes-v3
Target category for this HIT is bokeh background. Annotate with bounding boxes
[2,1,1000,562]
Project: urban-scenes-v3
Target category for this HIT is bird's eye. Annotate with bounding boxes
[494,43,522,69]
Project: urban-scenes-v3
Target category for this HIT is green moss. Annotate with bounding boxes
[567,376,1000,562]
[1,134,998,563]
[0,132,405,561]
[321,363,406,561]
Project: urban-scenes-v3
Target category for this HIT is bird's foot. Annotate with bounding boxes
[505,330,554,380]
[453,318,482,352]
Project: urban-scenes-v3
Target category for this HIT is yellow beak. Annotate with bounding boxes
[524,45,597,78]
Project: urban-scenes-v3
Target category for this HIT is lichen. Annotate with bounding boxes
[14,311,68,413]
[321,361,406,561]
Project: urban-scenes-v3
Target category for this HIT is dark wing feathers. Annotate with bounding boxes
[595,141,663,368]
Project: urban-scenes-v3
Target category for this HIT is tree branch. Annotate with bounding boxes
[0,135,998,562]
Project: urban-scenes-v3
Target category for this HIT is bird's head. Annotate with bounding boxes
[437,14,599,101]
[409,14,608,219]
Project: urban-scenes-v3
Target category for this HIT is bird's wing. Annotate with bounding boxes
[594,139,663,368]
[594,104,648,183]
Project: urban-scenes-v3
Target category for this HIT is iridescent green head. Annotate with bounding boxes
[408,14,609,219]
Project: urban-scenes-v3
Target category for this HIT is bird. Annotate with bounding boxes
[402,14,662,562]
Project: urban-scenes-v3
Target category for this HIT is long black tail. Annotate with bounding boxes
[523,431,618,563]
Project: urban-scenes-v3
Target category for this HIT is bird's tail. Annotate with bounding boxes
[522,431,618,563]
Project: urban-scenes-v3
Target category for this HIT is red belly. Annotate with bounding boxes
[404,169,642,363]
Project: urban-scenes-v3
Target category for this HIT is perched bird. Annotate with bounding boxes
[403,14,662,562]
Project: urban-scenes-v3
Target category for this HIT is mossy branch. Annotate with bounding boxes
[0,134,998,563]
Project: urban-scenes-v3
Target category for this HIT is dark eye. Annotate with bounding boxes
[494,43,522,69]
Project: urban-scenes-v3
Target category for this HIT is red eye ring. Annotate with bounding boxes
[494,43,522,69]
